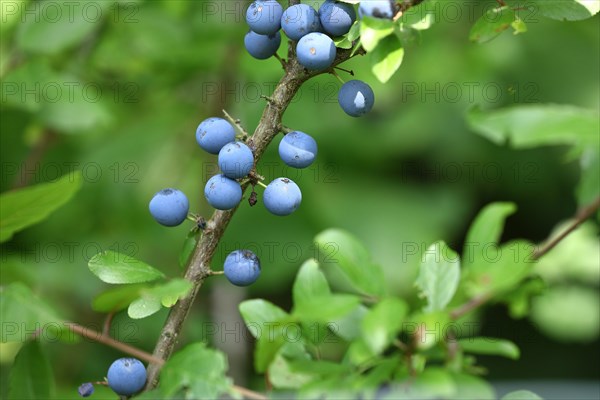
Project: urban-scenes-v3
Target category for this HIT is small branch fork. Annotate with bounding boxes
[64,323,266,400]
[450,196,600,320]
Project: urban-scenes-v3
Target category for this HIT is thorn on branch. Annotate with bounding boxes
[222,109,249,141]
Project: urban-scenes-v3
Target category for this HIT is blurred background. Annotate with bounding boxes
[1,0,598,398]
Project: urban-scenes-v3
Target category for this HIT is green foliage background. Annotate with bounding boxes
[1,0,598,398]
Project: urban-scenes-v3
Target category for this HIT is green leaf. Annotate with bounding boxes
[8,341,54,399]
[411,368,456,398]
[371,35,404,84]
[0,172,82,243]
[519,0,600,21]
[452,373,496,400]
[292,259,331,308]
[502,390,543,400]
[466,105,599,156]
[88,251,165,284]
[239,299,289,338]
[415,241,461,312]
[360,17,394,52]
[332,305,368,341]
[268,343,315,389]
[254,332,286,373]
[463,202,517,269]
[0,283,64,342]
[293,294,361,322]
[127,279,193,319]
[314,229,386,297]
[1,61,57,112]
[92,284,147,313]
[576,149,600,209]
[335,22,360,49]
[466,240,536,297]
[16,0,108,55]
[535,221,599,284]
[458,337,520,359]
[469,6,516,44]
[531,285,600,342]
[361,298,407,355]
[160,342,232,399]
[128,296,162,319]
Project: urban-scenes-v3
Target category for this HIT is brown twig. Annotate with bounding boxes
[533,196,600,259]
[65,322,266,399]
[450,196,600,320]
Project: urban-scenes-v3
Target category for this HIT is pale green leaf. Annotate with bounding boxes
[531,285,600,342]
[160,343,232,399]
[360,17,394,52]
[415,241,461,312]
[314,229,386,297]
[463,202,517,269]
[502,390,543,400]
[371,35,404,83]
[361,298,407,355]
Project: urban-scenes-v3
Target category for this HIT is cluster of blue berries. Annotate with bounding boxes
[245,0,394,118]
[78,358,147,398]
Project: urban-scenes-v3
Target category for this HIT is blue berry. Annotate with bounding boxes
[296,32,336,71]
[204,174,243,210]
[196,117,236,155]
[246,0,283,35]
[149,188,189,227]
[107,358,146,397]
[78,382,94,398]
[338,80,375,117]
[224,250,261,286]
[218,141,254,179]
[281,4,321,41]
[279,131,318,169]
[319,0,356,37]
[245,30,281,60]
[359,1,396,19]
[263,177,302,216]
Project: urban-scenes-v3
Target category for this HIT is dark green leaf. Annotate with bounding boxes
[0,172,82,243]
[469,6,516,44]
[0,283,64,342]
[88,251,165,284]
[370,35,404,83]
[361,297,407,355]
[160,343,232,399]
[415,241,461,312]
[92,284,147,313]
[16,0,108,55]
[517,0,599,21]
[314,229,386,297]
[467,105,599,156]
[8,341,54,399]
[179,232,199,268]
[459,337,520,359]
